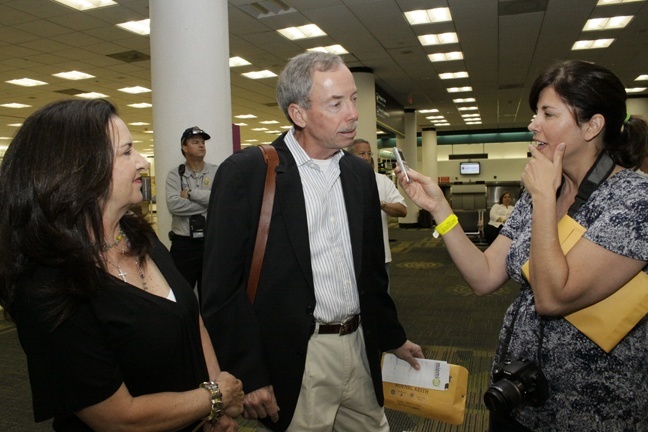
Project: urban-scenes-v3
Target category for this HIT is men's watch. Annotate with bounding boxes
[199,381,224,423]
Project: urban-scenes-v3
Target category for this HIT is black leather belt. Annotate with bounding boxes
[315,314,360,336]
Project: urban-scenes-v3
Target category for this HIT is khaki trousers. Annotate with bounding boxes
[286,324,389,432]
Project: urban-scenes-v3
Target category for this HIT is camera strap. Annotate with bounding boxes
[503,152,615,366]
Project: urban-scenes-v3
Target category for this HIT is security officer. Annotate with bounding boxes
[165,126,217,297]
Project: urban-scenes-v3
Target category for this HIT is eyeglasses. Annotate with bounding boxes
[358,151,373,156]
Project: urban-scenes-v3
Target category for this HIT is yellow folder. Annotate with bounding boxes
[522,215,648,352]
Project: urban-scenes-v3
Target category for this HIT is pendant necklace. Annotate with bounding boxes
[101,228,125,252]
[104,231,148,291]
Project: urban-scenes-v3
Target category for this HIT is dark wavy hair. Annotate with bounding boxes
[0,99,154,325]
[529,60,648,170]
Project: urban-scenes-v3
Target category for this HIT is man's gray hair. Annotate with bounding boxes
[276,51,345,125]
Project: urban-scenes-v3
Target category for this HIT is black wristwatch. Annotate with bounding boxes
[199,381,224,423]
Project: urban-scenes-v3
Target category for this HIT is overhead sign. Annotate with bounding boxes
[375,85,404,137]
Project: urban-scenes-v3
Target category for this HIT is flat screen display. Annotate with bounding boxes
[460,162,480,175]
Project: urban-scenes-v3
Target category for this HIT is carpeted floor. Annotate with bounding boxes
[0,225,520,431]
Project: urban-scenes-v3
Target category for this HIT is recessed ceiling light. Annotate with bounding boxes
[458,106,478,111]
[260,120,279,124]
[252,127,268,131]
[404,8,452,25]
[597,0,644,5]
[118,86,151,94]
[8,123,22,127]
[52,70,95,80]
[418,109,439,113]
[635,75,648,81]
[277,24,326,40]
[454,98,476,103]
[418,32,459,46]
[116,19,150,36]
[6,78,48,87]
[462,114,481,118]
[428,51,464,62]
[76,92,108,99]
[572,38,614,50]
[128,103,153,108]
[439,72,469,79]
[583,16,633,31]
[242,70,277,79]
[229,57,251,67]
[626,87,647,93]
[466,121,482,125]
[235,114,257,119]
[426,115,446,120]
[51,0,117,11]
[128,122,150,126]
[447,86,472,93]
[234,123,248,126]
[307,45,349,55]
[1,103,31,108]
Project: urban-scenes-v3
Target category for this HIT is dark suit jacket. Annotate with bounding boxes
[201,134,408,431]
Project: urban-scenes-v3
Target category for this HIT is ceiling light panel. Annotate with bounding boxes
[277,24,326,40]
[77,92,108,98]
[447,86,472,93]
[119,86,151,94]
[597,0,645,5]
[307,45,348,55]
[418,32,458,46]
[572,38,614,50]
[6,78,48,87]
[439,72,469,79]
[1,103,31,108]
[242,70,277,79]
[404,8,452,25]
[52,71,95,80]
[51,0,117,10]
[229,57,251,67]
[116,19,150,36]
[428,51,464,62]
[583,16,633,31]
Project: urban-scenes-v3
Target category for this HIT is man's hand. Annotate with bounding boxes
[390,340,424,370]
[243,385,280,423]
[181,188,190,199]
[214,372,244,418]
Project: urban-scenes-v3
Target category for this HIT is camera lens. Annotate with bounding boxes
[483,379,524,414]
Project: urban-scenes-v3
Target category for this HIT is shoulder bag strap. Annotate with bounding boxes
[246,145,279,304]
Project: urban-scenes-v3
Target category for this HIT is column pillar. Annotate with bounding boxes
[149,0,232,244]
[421,127,439,181]
[351,67,378,157]
[399,109,419,226]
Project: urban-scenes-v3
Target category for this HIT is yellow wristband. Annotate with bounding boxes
[433,214,458,238]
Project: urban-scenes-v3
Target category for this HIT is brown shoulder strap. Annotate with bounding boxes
[246,144,279,304]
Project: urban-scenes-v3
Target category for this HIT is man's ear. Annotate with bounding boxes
[289,104,306,128]
[583,113,605,141]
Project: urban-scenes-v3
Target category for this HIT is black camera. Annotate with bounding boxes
[483,360,548,415]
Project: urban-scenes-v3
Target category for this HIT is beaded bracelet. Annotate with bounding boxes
[433,213,458,238]
[192,381,224,431]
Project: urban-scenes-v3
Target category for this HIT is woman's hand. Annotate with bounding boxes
[203,414,238,432]
[214,372,244,418]
[522,143,566,199]
[394,166,445,213]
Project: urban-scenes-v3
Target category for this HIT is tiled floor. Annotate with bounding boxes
[0,225,519,431]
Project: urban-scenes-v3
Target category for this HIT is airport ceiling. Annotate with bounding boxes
[1,0,647,155]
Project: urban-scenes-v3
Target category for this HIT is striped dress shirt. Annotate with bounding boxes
[285,129,361,323]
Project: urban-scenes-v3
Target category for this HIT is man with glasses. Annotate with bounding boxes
[165,126,217,298]
[348,138,407,292]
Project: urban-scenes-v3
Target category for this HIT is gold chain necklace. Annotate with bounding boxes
[101,228,125,252]
[104,232,148,291]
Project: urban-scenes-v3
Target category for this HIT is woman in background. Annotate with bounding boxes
[0,99,243,431]
[484,192,514,244]
[395,60,648,431]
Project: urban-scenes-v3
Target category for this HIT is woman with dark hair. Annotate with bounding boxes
[485,192,514,244]
[395,60,648,431]
[0,99,243,431]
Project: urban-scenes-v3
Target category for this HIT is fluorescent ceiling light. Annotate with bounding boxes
[277,24,326,40]
[626,87,647,93]
[143,130,154,134]
[229,57,251,67]
[462,113,480,118]
[439,72,468,80]
[597,0,644,4]
[128,103,152,108]
[307,45,348,55]
[76,92,108,98]
[583,16,633,31]
[51,0,117,10]
[265,130,282,134]
[635,75,648,81]
[119,86,151,94]
[404,8,452,25]
[234,122,248,126]
[6,78,48,87]
[418,32,458,46]
[235,114,257,119]
[454,98,476,103]
[52,70,95,80]
[418,109,439,113]
[428,51,464,62]
[281,126,292,129]
[466,121,482,125]
[426,115,446,120]
[447,86,472,93]
[458,106,478,111]
[8,123,22,127]
[434,122,450,126]
[116,19,150,36]
[252,128,268,131]
[260,120,279,124]
[242,70,277,79]
[572,38,614,50]
[128,122,150,126]
[1,103,32,108]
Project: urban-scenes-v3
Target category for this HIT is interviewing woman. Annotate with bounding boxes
[396,61,648,431]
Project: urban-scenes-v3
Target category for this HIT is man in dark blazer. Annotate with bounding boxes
[201,51,422,432]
